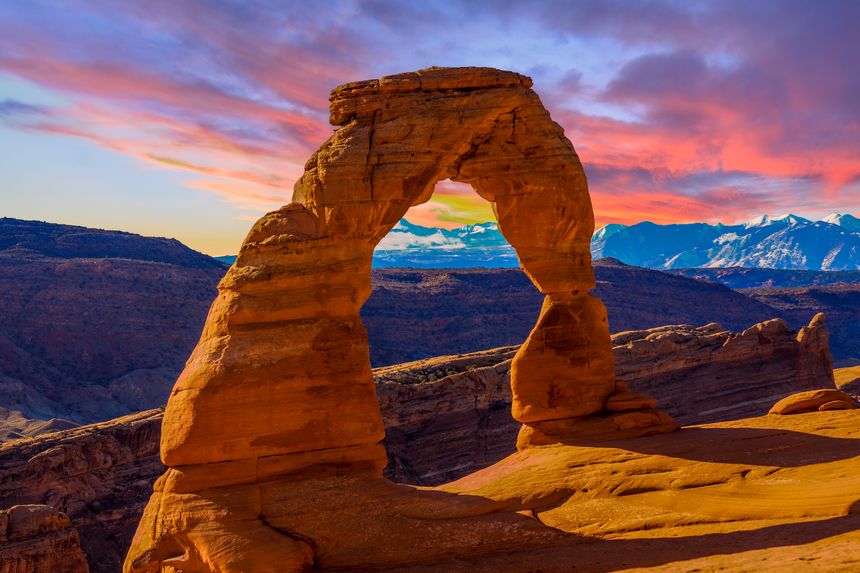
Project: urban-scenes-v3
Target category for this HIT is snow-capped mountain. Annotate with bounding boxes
[373,220,516,267]
[592,213,860,270]
[373,214,860,270]
[820,213,860,232]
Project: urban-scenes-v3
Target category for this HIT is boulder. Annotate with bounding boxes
[769,389,857,415]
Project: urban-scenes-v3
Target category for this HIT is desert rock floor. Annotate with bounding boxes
[391,410,860,572]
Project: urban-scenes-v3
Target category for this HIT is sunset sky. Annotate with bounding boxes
[2,1,859,255]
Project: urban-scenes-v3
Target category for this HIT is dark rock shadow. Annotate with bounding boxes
[576,499,860,573]
[589,424,860,467]
[378,499,860,573]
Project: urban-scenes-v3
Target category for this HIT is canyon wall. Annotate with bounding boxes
[0,410,161,572]
[0,504,88,573]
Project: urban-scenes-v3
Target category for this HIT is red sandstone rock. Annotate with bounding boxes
[615,315,835,424]
[0,505,88,573]
[0,317,839,569]
[769,389,857,415]
[606,390,658,411]
[158,66,620,475]
[0,410,162,573]
[818,399,855,411]
[128,66,663,573]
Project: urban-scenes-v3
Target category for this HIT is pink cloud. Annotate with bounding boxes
[1,0,858,232]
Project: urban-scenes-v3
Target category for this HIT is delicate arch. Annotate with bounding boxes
[127,66,678,573]
[159,67,625,470]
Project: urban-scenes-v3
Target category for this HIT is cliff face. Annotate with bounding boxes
[614,314,834,424]
[0,410,162,573]
[375,347,520,485]
[0,504,89,573]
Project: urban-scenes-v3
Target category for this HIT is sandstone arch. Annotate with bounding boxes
[126,67,675,573]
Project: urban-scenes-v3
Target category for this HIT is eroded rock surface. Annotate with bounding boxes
[380,315,835,483]
[127,66,675,572]
[769,388,857,414]
[615,313,835,424]
[0,504,88,573]
[0,410,162,573]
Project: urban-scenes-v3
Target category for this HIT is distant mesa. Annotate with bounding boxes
[0,217,226,270]
[0,216,227,440]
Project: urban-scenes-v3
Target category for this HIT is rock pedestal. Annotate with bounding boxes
[125,67,675,572]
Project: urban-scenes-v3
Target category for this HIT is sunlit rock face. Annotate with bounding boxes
[125,66,674,573]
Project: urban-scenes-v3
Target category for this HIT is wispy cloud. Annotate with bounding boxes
[1,0,858,231]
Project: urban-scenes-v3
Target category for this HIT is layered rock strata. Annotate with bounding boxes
[0,504,88,573]
[127,66,672,572]
[0,410,161,573]
[614,313,834,424]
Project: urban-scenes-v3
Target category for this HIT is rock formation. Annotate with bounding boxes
[129,408,860,572]
[746,282,860,365]
[0,410,162,573]
[769,388,857,414]
[126,66,675,572]
[0,504,88,573]
[380,314,836,483]
[614,314,835,424]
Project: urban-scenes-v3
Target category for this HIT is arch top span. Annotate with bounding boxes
[290,66,596,294]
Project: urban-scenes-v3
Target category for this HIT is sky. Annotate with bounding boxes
[1,1,859,255]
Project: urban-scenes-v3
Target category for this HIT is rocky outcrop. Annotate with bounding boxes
[379,314,836,483]
[746,283,860,365]
[614,313,835,424]
[126,66,673,572]
[769,389,856,414]
[0,410,162,573]
[0,504,88,573]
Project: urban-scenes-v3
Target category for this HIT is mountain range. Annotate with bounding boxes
[368,213,860,270]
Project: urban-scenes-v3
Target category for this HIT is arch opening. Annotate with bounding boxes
[364,178,535,370]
